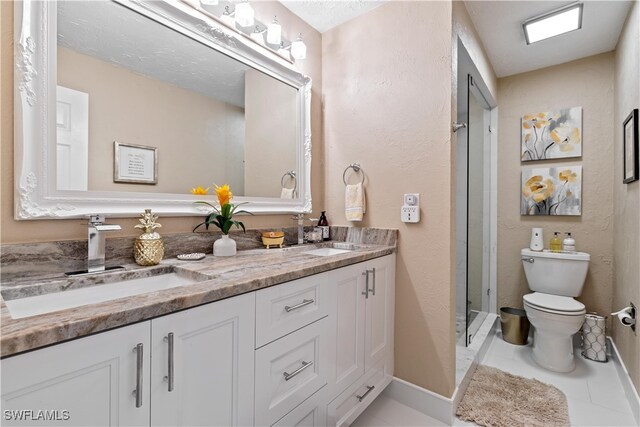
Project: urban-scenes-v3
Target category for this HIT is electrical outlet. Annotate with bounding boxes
[401,193,420,223]
[401,206,420,223]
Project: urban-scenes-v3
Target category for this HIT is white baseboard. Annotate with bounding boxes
[383,316,499,425]
[607,337,640,426]
[382,377,453,425]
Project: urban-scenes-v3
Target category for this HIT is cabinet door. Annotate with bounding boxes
[327,262,366,397]
[151,293,255,427]
[365,254,396,371]
[1,322,151,427]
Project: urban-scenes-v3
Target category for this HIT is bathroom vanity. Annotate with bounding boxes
[1,244,396,427]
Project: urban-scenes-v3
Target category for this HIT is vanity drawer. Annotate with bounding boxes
[326,359,391,427]
[255,318,329,426]
[256,273,329,348]
[271,387,327,427]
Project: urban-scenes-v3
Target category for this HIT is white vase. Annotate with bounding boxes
[213,234,236,257]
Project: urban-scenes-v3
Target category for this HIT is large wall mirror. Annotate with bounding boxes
[14,0,312,219]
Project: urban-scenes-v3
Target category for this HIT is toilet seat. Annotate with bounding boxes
[523,292,585,316]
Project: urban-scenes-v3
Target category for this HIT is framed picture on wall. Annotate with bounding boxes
[114,141,158,184]
[623,109,639,184]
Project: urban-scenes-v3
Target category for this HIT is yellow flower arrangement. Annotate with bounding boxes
[190,186,210,196]
[192,184,251,234]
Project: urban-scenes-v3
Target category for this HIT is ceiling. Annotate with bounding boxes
[58,1,249,107]
[465,1,634,77]
[280,0,388,33]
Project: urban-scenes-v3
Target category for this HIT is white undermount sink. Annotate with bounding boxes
[4,272,199,320]
[304,247,352,257]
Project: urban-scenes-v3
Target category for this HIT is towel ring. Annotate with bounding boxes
[343,163,365,186]
[281,170,297,193]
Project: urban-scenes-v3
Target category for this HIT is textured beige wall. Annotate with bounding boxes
[452,1,497,102]
[58,47,246,195]
[1,1,323,244]
[244,69,297,197]
[613,0,640,395]
[323,1,456,397]
[497,53,615,320]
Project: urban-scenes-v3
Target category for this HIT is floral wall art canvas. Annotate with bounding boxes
[521,107,582,161]
[521,166,582,216]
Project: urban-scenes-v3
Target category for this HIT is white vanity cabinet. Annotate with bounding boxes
[150,292,255,427]
[1,253,396,427]
[1,293,255,427]
[1,322,152,427]
[326,254,396,427]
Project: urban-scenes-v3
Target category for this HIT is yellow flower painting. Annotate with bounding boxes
[521,107,582,161]
[521,166,582,216]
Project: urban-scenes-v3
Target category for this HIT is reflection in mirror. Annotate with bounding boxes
[56,1,297,198]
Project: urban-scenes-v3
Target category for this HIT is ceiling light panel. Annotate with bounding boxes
[523,3,583,45]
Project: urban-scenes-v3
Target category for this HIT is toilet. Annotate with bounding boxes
[521,248,590,372]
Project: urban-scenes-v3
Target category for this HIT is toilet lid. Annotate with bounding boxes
[523,292,585,313]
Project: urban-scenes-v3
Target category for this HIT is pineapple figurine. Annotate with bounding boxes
[134,209,164,266]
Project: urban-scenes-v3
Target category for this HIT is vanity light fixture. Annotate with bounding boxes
[250,25,266,45]
[267,16,282,45]
[523,2,583,45]
[290,33,307,60]
[278,41,291,60]
[235,0,255,27]
[199,0,219,5]
[220,5,235,27]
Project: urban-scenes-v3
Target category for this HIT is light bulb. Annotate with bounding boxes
[235,0,254,27]
[250,26,264,45]
[291,33,306,60]
[200,0,218,5]
[278,42,291,60]
[220,6,235,27]
[266,16,282,45]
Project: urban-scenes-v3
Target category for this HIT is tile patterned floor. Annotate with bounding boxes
[353,330,638,426]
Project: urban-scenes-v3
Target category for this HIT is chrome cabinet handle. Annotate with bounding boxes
[284,299,315,312]
[163,333,174,392]
[370,268,376,296]
[522,258,535,263]
[133,343,143,408]
[356,385,375,402]
[362,270,369,299]
[283,360,313,381]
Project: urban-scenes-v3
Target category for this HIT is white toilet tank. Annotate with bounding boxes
[521,248,590,297]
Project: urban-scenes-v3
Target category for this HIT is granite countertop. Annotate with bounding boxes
[0,241,395,358]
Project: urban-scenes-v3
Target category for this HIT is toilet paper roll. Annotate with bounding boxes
[617,310,635,326]
[582,314,607,362]
[612,306,636,327]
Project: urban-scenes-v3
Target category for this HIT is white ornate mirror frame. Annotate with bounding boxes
[14,0,312,219]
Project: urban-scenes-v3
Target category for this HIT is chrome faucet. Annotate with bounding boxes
[87,215,122,273]
[291,214,318,245]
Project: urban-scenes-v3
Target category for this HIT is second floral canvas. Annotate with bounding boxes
[521,107,582,161]
[521,166,582,216]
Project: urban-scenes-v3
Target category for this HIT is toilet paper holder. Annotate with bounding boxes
[612,302,636,333]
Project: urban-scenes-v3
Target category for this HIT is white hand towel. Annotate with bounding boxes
[280,187,295,199]
[345,183,366,221]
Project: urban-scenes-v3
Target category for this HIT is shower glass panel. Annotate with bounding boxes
[456,74,491,346]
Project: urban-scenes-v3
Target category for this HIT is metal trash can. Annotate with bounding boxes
[500,307,530,345]
[582,314,608,362]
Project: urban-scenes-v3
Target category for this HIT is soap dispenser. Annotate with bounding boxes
[562,232,576,253]
[550,232,562,252]
[318,211,330,241]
